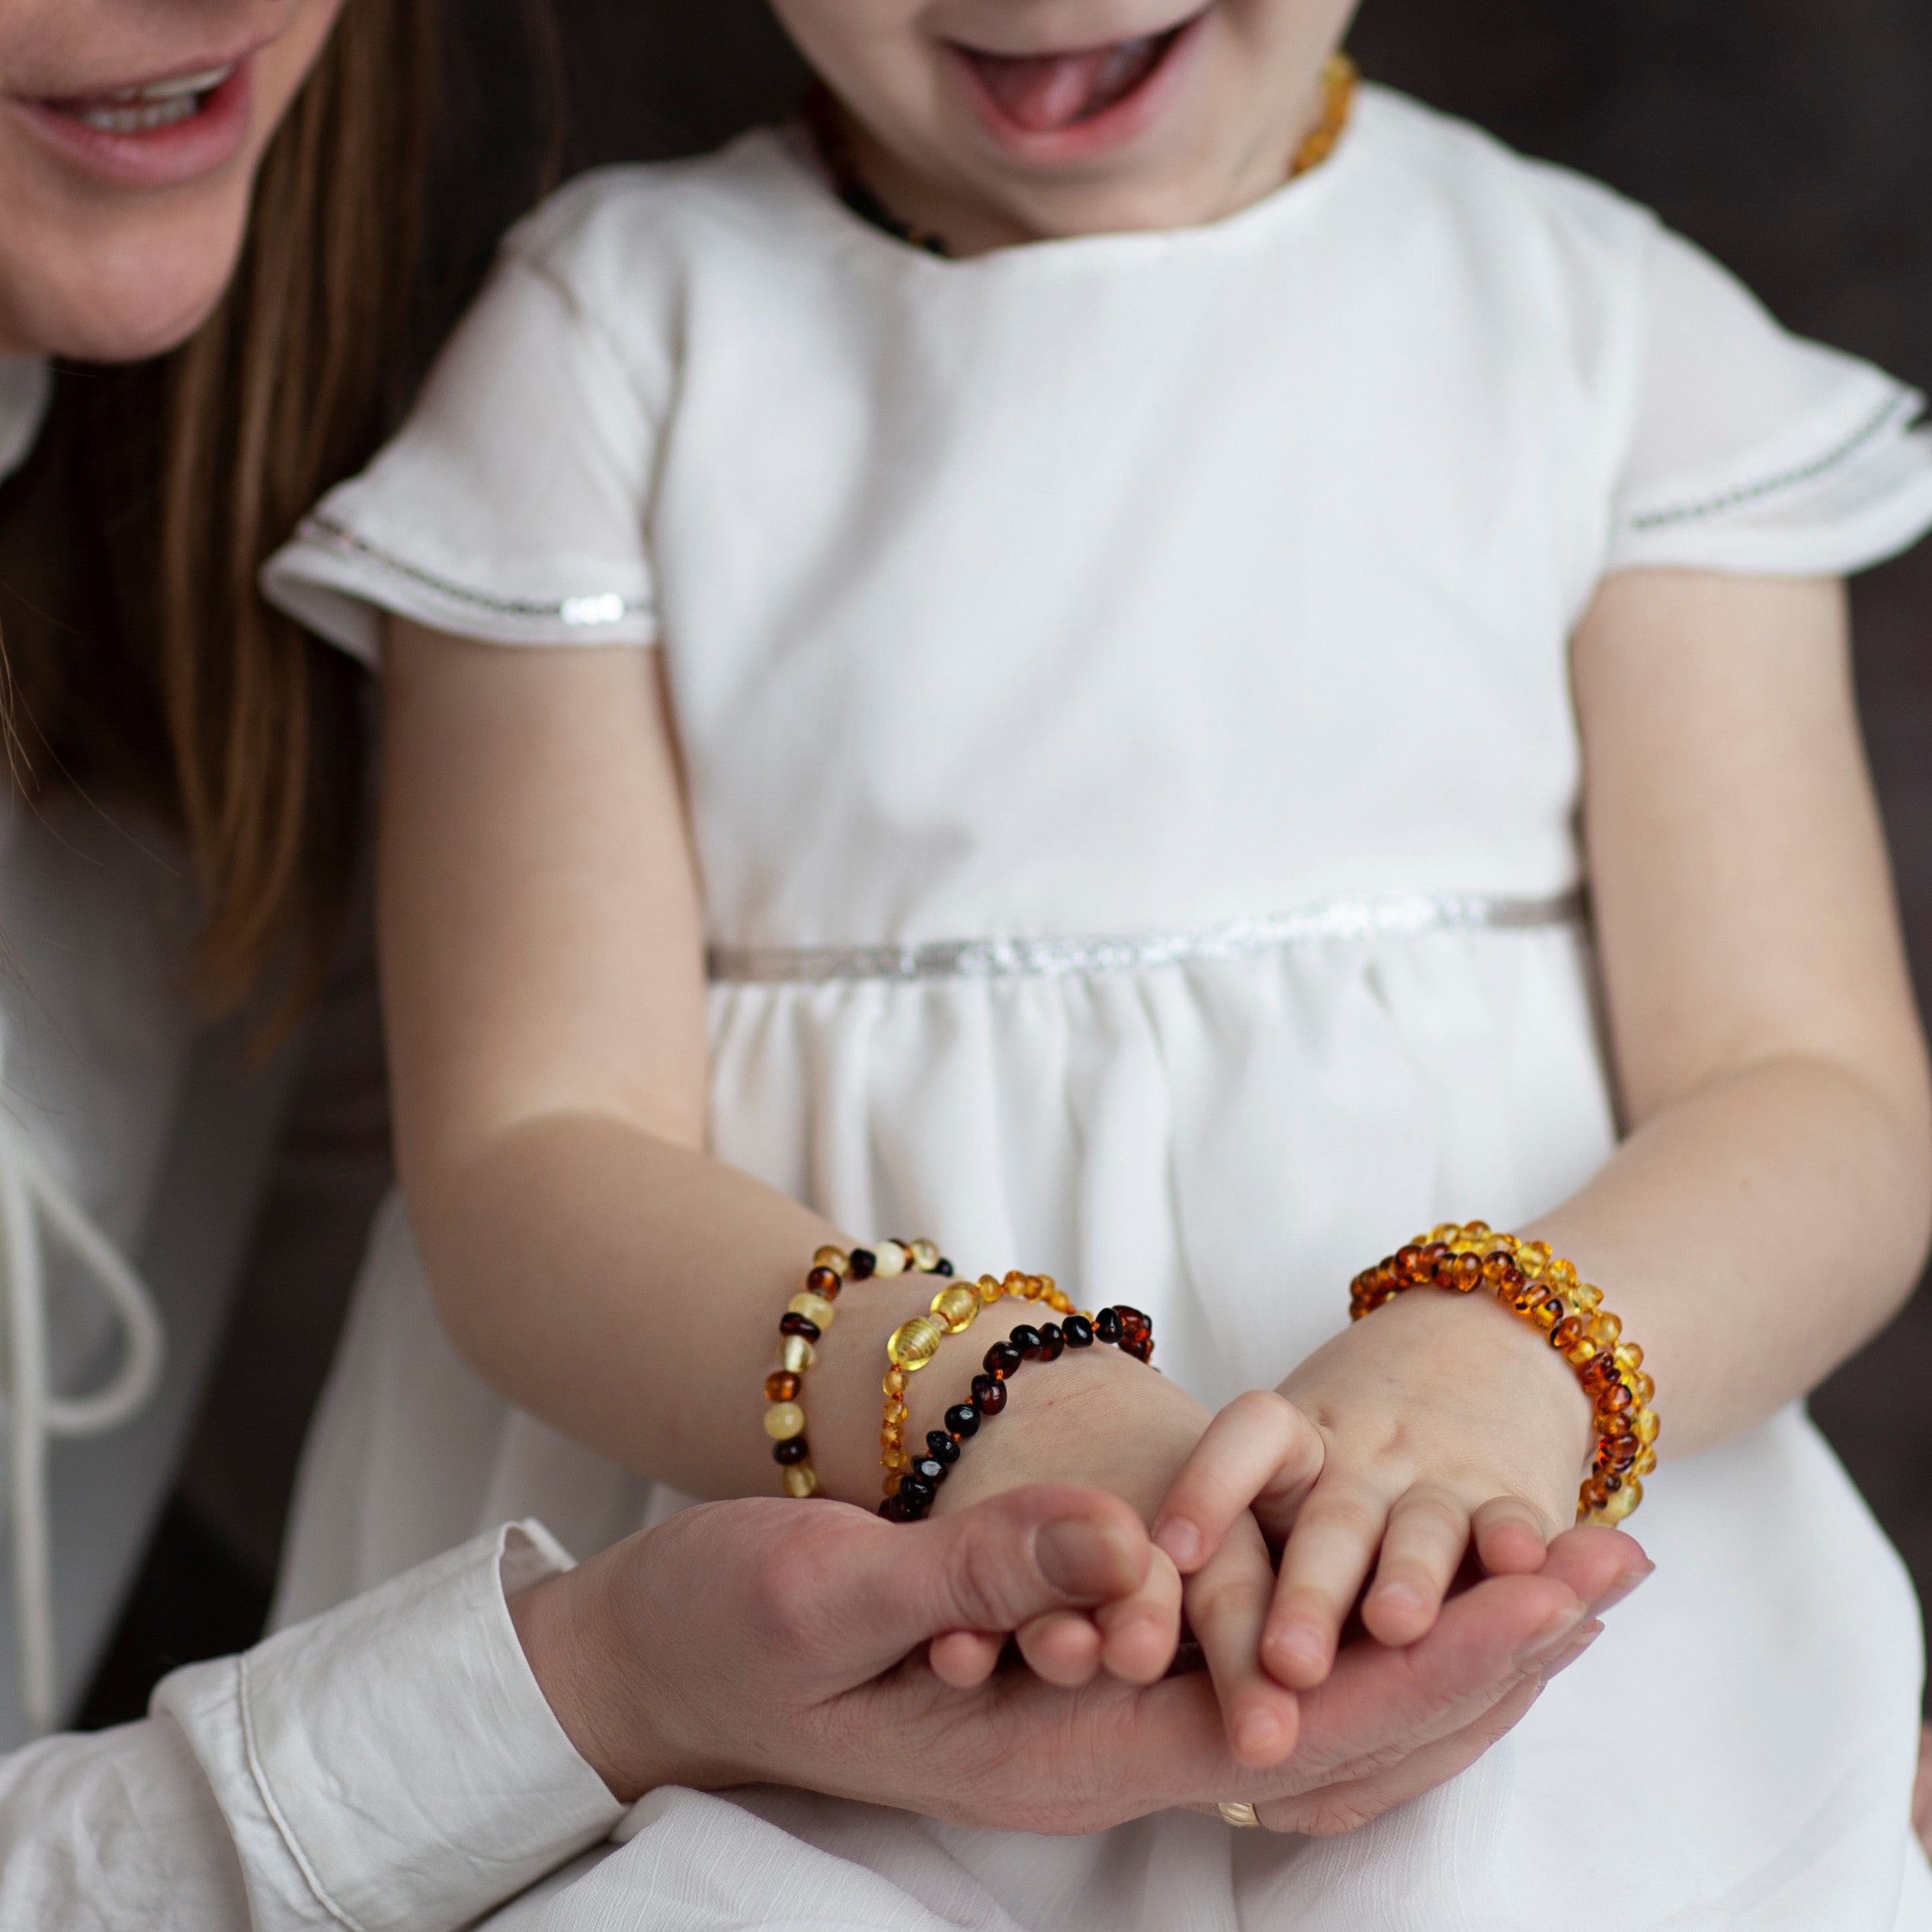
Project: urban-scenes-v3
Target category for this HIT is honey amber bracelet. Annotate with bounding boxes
[879,1271,1155,1489]
[1350,1222,1659,1525]
[763,1238,952,1499]
[879,1305,1156,1521]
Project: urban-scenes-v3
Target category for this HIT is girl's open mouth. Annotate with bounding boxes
[14,56,256,189]
[948,8,1209,157]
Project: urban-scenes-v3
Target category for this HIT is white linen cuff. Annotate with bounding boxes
[157,1521,624,1932]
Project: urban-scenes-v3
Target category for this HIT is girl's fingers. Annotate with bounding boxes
[1360,1484,1471,1647]
[1261,1479,1386,1690]
[1014,1609,1105,1687]
[1095,1544,1185,1684]
[928,1629,1005,1688]
[1151,1390,1326,1574]
[1185,1513,1302,1770]
[1470,1493,1552,1577]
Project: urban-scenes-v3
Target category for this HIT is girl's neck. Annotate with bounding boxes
[822,56,1356,260]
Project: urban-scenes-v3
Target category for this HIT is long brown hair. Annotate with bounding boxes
[0,0,440,1033]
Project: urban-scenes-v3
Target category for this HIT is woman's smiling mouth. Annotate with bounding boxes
[11,52,259,189]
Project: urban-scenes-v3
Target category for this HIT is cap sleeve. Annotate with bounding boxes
[1608,225,1932,578]
[264,224,662,668]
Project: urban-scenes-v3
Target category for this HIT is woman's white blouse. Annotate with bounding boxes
[0,1524,622,1932]
[267,88,1932,1928]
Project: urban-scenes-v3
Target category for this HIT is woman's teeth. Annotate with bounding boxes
[66,66,233,135]
[966,32,1174,133]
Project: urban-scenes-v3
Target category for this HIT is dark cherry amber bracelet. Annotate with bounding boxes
[1349,1222,1659,1525]
[763,1238,952,1500]
[878,1303,1155,1522]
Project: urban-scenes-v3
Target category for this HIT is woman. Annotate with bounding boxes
[0,0,431,1738]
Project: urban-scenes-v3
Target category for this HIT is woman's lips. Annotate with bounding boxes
[11,57,256,189]
[948,10,1208,161]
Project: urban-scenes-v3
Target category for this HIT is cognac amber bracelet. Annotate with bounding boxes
[880,1302,1156,1521]
[762,1238,952,1500]
[1350,1222,1659,1525]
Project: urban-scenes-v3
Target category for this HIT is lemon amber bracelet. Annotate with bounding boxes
[881,1271,1153,1501]
[1350,1222,1659,1525]
[762,1238,952,1499]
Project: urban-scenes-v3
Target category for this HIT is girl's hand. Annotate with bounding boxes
[1155,1289,1596,1691]
[928,1344,1306,1767]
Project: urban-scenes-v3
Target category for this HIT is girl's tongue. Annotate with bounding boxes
[961,34,1171,133]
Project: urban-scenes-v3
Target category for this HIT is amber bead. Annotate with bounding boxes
[1393,1245,1428,1284]
[1125,1335,1155,1362]
[1632,1447,1658,1477]
[1596,1381,1632,1414]
[908,1454,948,1486]
[925,1429,961,1464]
[764,1372,801,1403]
[882,1367,906,1398]
[1009,1323,1044,1358]
[967,1378,1005,1418]
[1444,1253,1481,1293]
[773,1436,810,1465]
[1063,1314,1095,1347]
[976,1274,1004,1304]
[779,1313,821,1342]
[1515,1239,1552,1274]
[888,1315,945,1369]
[1586,1312,1622,1350]
[781,1334,816,1374]
[1597,1478,1641,1523]
[934,1258,955,1277]
[873,1240,909,1278]
[1634,1408,1660,1445]
[849,1247,877,1279]
[1429,1222,1461,1245]
[764,1401,807,1441]
[1094,1307,1123,1343]
[806,1266,843,1299]
[984,1341,1023,1378]
[1036,1322,1066,1362]
[789,1291,837,1330]
[1612,1342,1644,1373]
[931,1283,980,1333]
[897,1474,936,1510]
[1635,1371,1656,1405]
[1544,1258,1578,1294]
[908,1238,941,1272]
[1532,1295,1564,1330]
[1550,1316,1586,1354]
[884,1400,909,1427]
[1596,1409,1634,1438]
[813,1246,851,1277]
[882,1445,908,1472]
[783,1464,821,1500]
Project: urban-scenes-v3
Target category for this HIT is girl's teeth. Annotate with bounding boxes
[113,66,235,103]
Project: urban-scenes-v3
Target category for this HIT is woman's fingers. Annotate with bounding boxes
[1186,1513,1302,1769]
[1469,1492,1552,1577]
[1095,1544,1185,1684]
[1260,1478,1385,1690]
[1015,1609,1105,1686]
[1151,1390,1326,1573]
[1360,1484,1471,1647]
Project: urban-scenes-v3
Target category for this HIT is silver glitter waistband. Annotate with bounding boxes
[707,888,1587,986]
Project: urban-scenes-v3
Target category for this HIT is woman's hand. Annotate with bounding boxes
[1154,1289,1595,1691]
[924,1343,1306,1767]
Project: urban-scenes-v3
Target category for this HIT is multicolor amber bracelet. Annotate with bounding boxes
[763,1238,952,1499]
[1350,1222,1659,1525]
[880,1303,1156,1521]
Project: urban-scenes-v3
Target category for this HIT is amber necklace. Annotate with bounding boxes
[807,53,1359,260]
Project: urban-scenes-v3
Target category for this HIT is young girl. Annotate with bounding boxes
[268,0,1932,1920]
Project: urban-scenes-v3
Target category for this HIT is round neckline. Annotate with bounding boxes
[0,356,51,487]
[761,83,1380,277]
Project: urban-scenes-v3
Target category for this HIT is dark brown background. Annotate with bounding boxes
[82,0,1932,1715]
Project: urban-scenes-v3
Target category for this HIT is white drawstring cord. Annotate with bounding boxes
[0,1083,166,1735]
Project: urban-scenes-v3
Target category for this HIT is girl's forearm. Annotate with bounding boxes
[1521,1051,1932,1459]
[406,1119,992,1507]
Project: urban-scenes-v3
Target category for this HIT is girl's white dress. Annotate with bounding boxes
[267,88,1932,1930]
